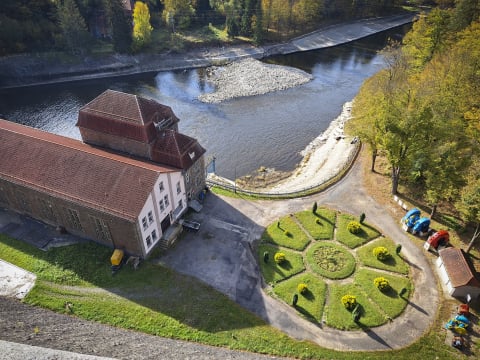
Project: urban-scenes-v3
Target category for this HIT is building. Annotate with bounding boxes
[0,90,206,257]
[77,90,206,201]
[436,247,480,301]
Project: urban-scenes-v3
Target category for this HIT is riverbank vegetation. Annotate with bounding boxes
[349,0,480,253]
[1,0,419,56]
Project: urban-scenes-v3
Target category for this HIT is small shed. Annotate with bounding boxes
[436,247,480,301]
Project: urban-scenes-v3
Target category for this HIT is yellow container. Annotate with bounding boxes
[111,249,124,266]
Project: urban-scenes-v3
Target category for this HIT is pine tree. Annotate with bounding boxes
[105,0,132,53]
[57,0,91,55]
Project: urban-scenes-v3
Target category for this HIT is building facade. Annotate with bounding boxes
[0,90,206,257]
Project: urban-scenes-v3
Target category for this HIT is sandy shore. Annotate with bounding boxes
[265,101,357,193]
[209,101,358,193]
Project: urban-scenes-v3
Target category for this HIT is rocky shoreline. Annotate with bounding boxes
[198,58,313,103]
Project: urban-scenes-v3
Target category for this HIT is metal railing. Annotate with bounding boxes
[206,141,361,199]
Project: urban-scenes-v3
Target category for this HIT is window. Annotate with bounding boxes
[176,181,181,194]
[18,192,30,213]
[148,211,154,224]
[178,199,183,210]
[185,172,190,184]
[39,198,56,221]
[159,181,164,192]
[0,187,7,205]
[146,235,151,247]
[159,199,164,212]
[67,208,83,231]
[142,216,148,230]
[92,217,112,243]
[164,194,169,207]
[152,230,157,241]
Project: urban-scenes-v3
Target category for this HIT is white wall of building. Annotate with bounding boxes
[136,171,187,256]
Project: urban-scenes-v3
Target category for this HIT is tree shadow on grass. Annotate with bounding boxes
[294,304,319,324]
[301,289,315,301]
[278,259,292,271]
[381,256,398,267]
[383,286,399,299]
[313,212,335,226]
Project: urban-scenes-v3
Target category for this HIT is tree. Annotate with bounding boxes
[104,0,133,53]
[457,165,480,253]
[351,74,386,172]
[402,9,450,72]
[450,0,480,32]
[57,0,92,55]
[253,0,264,44]
[133,1,153,50]
[162,0,195,31]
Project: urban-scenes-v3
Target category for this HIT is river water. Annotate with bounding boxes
[0,25,409,180]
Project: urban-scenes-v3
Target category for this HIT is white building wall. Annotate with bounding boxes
[136,171,186,256]
[167,172,187,221]
[137,193,160,254]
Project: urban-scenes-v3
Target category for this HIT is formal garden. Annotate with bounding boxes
[258,205,413,330]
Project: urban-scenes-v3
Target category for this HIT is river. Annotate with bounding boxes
[0,25,409,180]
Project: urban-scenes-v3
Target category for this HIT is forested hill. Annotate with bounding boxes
[350,0,480,251]
[1,0,414,56]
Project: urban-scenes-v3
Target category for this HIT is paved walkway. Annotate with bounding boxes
[160,153,439,351]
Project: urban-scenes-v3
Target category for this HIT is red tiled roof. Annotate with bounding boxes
[0,120,176,220]
[151,130,206,169]
[76,90,179,143]
[439,247,480,288]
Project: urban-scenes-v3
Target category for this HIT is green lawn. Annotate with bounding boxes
[355,269,411,319]
[273,273,327,323]
[324,283,386,330]
[336,214,381,248]
[261,214,311,250]
[295,209,336,240]
[257,243,305,284]
[0,209,467,360]
[357,237,409,275]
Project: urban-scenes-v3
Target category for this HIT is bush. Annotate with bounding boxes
[313,202,318,214]
[315,218,321,225]
[284,230,292,237]
[341,294,357,311]
[359,213,366,224]
[373,246,391,261]
[396,244,402,254]
[292,293,298,306]
[297,283,308,294]
[274,252,286,264]
[347,221,361,234]
[374,277,390,291]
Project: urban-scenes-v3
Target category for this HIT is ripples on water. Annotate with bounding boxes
[0,26,409,179]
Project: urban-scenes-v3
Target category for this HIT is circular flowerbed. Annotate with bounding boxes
[306,242,356,279]
[258,207,412,330]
